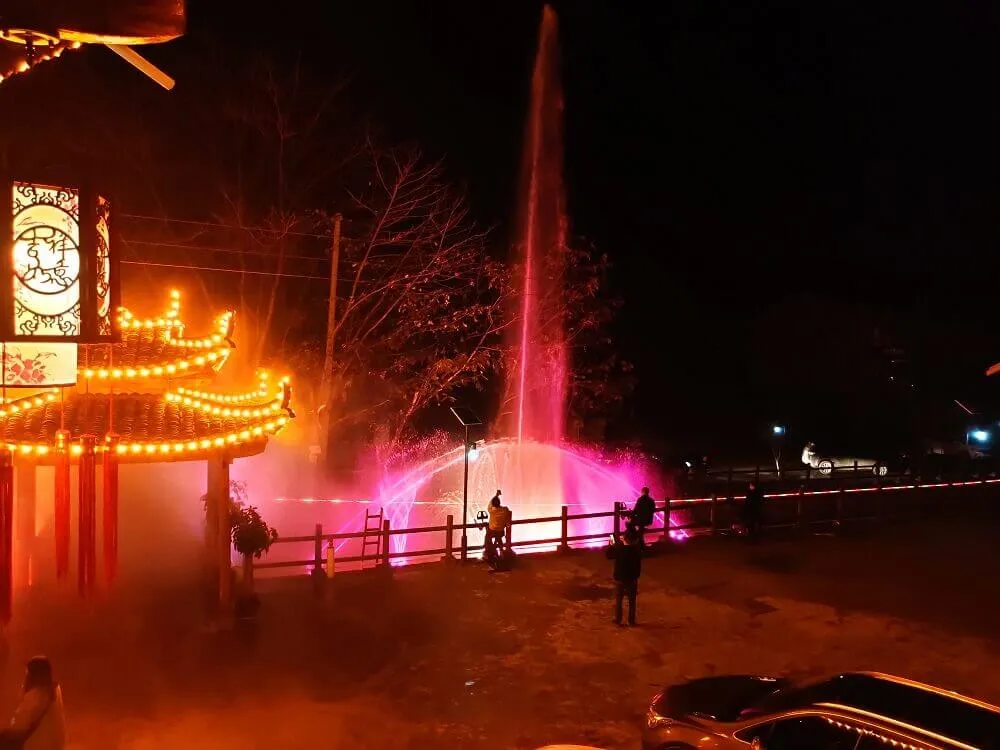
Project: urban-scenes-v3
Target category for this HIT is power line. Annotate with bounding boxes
[120,212,341,240]
[122,238,327,263]
[121,260,333,280]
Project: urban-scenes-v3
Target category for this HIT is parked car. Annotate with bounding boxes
[801,443,888,477]
[642,671,1000,749]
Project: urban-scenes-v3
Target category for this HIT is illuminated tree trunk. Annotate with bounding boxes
[242,554,254,592]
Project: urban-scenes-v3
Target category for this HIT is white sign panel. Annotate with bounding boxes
[1,343,78,388]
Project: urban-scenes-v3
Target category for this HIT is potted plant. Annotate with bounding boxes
[231,503,278,619]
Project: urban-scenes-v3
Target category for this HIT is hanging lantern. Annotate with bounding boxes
[0,176,120,345]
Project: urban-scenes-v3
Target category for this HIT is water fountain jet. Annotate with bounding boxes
[263,7,682,560]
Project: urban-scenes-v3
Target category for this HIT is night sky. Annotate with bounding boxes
[11,0,1000,452]
[164,1,1000,447]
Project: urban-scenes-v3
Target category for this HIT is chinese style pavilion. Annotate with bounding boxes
[0,175,293,625]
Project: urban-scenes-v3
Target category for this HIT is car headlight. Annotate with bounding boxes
[646,706,673,729]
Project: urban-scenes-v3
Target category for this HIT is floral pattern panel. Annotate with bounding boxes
[1,343,78,387]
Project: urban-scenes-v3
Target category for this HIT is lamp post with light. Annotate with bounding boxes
[771,424,786,478]
[450,406,483,561]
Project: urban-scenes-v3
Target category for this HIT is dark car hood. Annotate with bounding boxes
[656,675,790,722]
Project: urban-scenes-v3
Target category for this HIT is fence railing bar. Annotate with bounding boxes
[386,524,450,536]
[510,515,562,525]
[387,547,449,559]
[564,531,613,543]
[258,468,995,576]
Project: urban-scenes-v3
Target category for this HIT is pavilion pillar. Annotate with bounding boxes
[206,452,232,609]
[14,463,36,588]
[54,430,71,580]
[102,436,119,585]
[0,449,13,625]
[77,436,97,597]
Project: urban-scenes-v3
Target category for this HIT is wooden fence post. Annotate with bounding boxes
[559,506,569,552]
[613,501,621,536]
[443,514,454,561]
[662,499,672,543]
[312,523,324,577]
[874,466,882,520]
[710,495,717,534]
[797,484,804,529]
[381,519,391,567]
[505,514,513,555]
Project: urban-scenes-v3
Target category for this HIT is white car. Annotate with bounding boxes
[802,443,888,477]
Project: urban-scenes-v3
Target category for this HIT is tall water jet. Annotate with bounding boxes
[506,4,568,443]
[267,7,679,559]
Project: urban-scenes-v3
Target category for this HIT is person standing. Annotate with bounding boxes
[486,491,510,563]
[743,481,765,541]
[606,528,643,626]
[0,656,66,749]
[628,487,656,543]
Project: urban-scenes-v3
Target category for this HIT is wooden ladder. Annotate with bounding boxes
[360,508,383,569]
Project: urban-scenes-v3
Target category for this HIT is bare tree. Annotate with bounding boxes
[212,60,355,367]
[322,141,507,458]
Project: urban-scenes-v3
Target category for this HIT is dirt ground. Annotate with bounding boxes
[3,517,1000,749]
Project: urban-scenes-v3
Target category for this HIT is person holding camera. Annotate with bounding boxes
[606,527,643,626]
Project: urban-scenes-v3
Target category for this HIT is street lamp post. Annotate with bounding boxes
[771,424,786,479]
[462,424,470,561]
[450,406,483,562]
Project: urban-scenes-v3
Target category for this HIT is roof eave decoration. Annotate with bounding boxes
[80,290,234,382]
[0,375,293,462]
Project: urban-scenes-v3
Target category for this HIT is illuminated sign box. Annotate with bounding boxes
[0,176,120,343]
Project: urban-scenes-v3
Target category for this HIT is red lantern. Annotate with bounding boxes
[78,436,97,596]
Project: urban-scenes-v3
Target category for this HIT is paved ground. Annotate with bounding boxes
[3,516,1000,749]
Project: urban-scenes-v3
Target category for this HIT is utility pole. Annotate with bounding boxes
[320,213,343,464]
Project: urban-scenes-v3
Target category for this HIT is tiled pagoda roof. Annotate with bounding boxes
[0,376,291,462]
[76,291,234,382]
[0,290,293,462]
